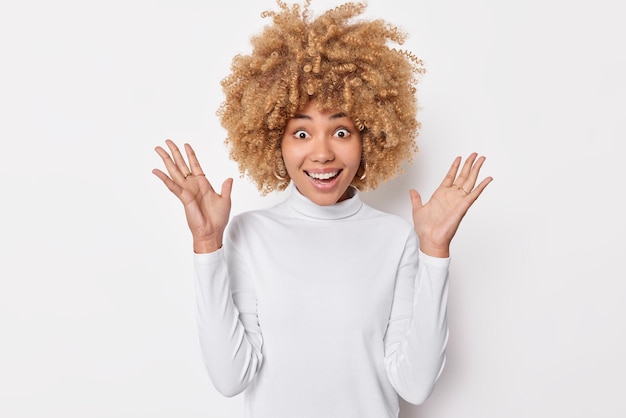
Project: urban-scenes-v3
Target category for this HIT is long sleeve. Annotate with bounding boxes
[384,231,450,404]
[194,245,263,397]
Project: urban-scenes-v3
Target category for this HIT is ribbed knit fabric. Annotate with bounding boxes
[194,185,450,418]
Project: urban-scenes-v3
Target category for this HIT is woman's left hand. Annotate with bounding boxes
[410,153,493,258]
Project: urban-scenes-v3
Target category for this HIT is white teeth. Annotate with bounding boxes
[307,171,339,180]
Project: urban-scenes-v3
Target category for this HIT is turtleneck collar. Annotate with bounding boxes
[286,183,363,220]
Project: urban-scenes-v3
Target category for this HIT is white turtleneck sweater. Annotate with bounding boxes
[194,185,450,418]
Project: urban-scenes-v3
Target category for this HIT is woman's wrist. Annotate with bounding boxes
[419,242,450,258]
[193,237,222,254]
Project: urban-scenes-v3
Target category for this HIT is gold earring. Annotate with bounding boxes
[357,159,367,181]
[274,159,288,181]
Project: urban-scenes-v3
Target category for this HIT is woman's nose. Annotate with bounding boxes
[310,137,334,162]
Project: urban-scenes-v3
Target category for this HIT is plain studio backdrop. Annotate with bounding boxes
[1,0,624,416]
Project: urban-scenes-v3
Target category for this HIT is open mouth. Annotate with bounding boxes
[305,170,342,182]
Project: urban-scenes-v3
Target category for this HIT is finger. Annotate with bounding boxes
[468,176,493,200]
[460,176,493,212]
[440,156,462,187]
[152,168,184,197]
[409,189,423,210]
[166,139,192,178]
[460,155,487,193]
[181,143,220,196]
[155,145,187,182]
[184,143,206,176]
[453,152,478,188]
[220,178,233,200]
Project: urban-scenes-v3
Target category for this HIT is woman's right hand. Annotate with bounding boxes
[153,139,233,253]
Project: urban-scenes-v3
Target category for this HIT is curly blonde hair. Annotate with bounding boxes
[217,0,425,194]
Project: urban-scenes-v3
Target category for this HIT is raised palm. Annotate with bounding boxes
[410,153,492,258]
[153,140,233,253]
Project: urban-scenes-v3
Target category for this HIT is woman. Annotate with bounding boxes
[153,1,492,417]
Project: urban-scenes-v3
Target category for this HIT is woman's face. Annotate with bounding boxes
[281,101,362,206]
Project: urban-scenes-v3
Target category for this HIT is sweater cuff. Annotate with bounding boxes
[193,247,225,266]
[418,249,451,267]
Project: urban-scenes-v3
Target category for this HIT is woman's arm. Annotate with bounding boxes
[384,232,449,404]
[194,239,263,397]
[153,140,262,396]
[384,153,491,403]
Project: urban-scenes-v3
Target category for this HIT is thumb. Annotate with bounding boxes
[221,178,233,199]
[409,189,423,210]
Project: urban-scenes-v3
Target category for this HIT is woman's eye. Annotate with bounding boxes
[335,128,350,138]
[294,130,310,139]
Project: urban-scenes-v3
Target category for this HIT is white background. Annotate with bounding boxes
[1,0,624,417]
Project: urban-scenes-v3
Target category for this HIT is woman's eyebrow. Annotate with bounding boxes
[292,112,347,120]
